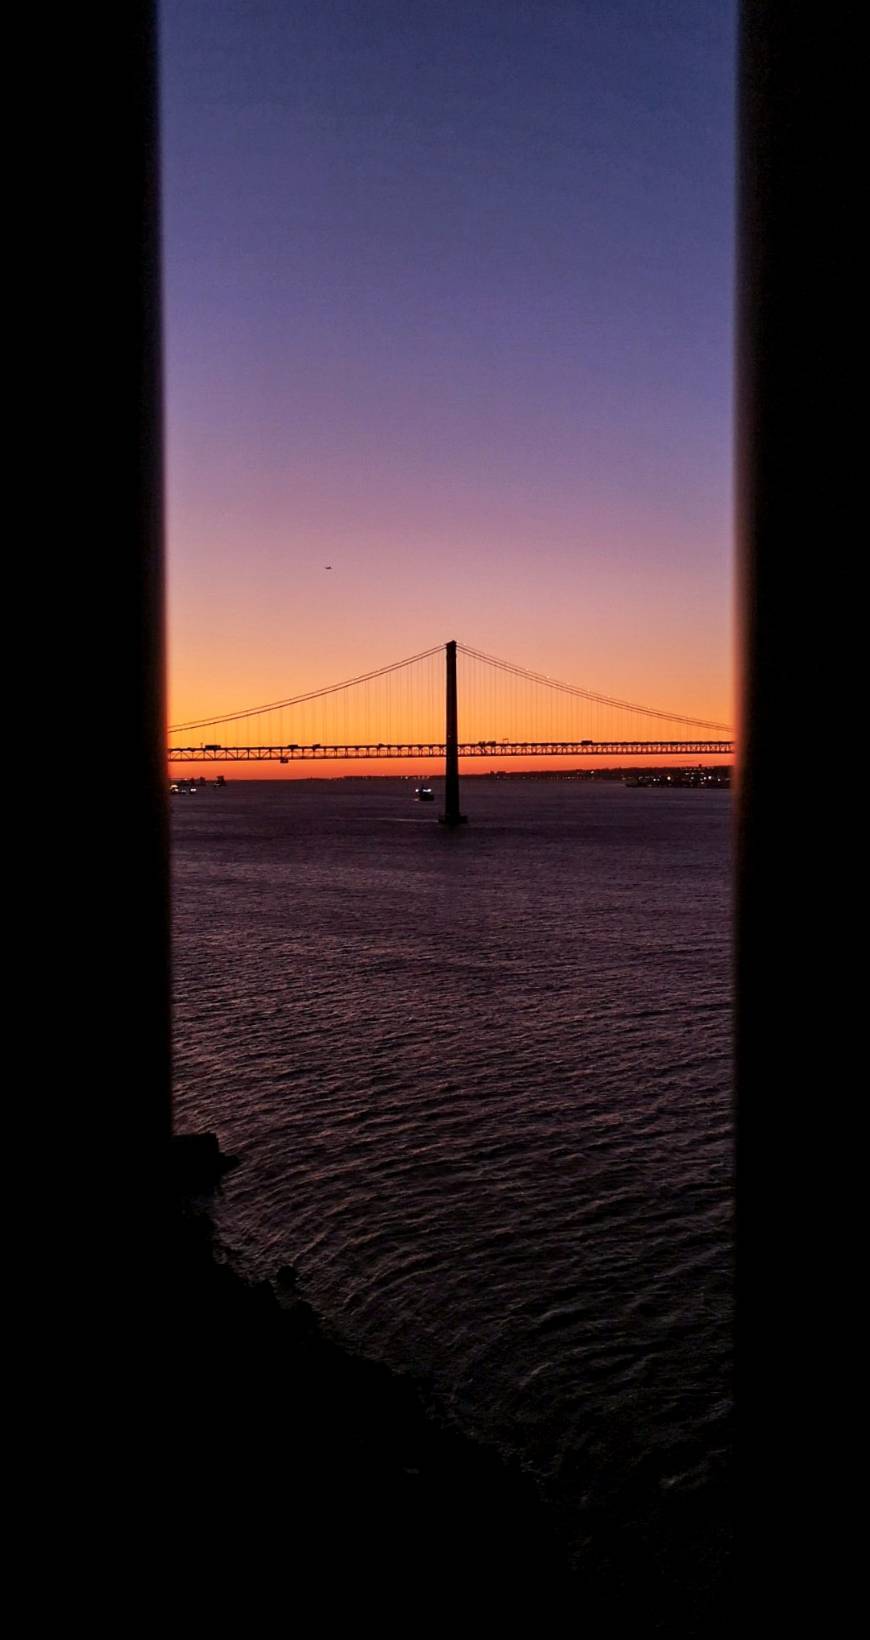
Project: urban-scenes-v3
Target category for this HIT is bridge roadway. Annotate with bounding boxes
[168,740,735,762]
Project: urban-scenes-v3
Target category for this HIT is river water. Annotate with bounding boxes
[172,776,732,1577]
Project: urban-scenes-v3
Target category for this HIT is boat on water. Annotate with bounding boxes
[415,784,435,802]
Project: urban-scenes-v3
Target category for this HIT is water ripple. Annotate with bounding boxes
[172,779,732,1539]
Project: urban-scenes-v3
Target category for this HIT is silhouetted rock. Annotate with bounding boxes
[169,1130,239,1199]
[162,1140,730,1633]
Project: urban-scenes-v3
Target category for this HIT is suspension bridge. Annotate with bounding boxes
[168,641,733,825]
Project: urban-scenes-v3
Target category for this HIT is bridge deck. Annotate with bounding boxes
[168,740,735,762]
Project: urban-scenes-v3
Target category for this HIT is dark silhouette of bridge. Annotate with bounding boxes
[168,640,734,826]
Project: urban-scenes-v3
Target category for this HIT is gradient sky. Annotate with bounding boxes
[161,0,736,766]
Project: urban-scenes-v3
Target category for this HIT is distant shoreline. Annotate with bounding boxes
[170,765,733,785]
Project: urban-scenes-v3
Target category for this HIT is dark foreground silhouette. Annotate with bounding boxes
[166,1134,731,1631]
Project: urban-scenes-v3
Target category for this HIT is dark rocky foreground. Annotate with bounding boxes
[166,1134,731,1631]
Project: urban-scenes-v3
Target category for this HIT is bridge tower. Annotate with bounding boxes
[439,639,467,827]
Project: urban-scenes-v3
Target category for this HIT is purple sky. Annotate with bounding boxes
[161,0,736,728]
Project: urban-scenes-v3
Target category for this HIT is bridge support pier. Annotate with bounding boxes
[439,639,467,827]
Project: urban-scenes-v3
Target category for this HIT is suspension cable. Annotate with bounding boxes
[168,644,444,733]
[457,643,732,732]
